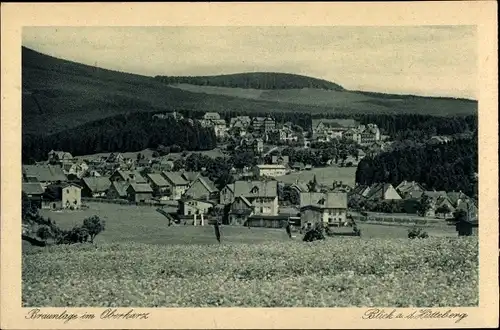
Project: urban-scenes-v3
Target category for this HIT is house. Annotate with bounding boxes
[184,176,219,201]
[271,155,289,165]
[396,180,426,199]
[106,153,125,164]
[22,182,45,209]
[42,182,82,210]
[23,165,68,188]
[181,171,202,184]
[229,116,252,129]
[220,183,235,205]
[300,192,348,229]
[421,191,455,218]
[312,118,358,139]
[127,183,154,203]
[62,161,89,179]
[351,183,402,201]
[152,159,175,172]
[203,112,221,120]
[228,181,279,224]
[81,176,111,198]
[146,173,171,197]
[109,170,147,184]
[179,198,214,216]
[291,162,305,171]
[254,164,287,177]
[106,181,129,199]
[152,111,184,121]
[251,117,275,133]
[161,171,189,200]
[239,137,264,154]
[278,127,299,143]
[48,150,73,164]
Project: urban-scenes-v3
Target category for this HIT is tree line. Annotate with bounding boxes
[355,135,478,198]
[154,72,344,91]
[22,112,217,163]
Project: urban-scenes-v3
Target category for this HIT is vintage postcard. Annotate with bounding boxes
[1,2,498,329]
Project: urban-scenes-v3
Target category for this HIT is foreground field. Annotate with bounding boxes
[23,237,478,307]
[38,203,458,247]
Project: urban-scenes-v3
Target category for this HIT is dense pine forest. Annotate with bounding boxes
[155,72,345,90]
[355,135,478,198]
[22,113,217,164]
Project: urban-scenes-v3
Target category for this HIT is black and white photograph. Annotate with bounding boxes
[20,24,481,307]
[1,2,498,329]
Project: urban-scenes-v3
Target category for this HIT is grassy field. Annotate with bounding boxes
[277,166,357,187]
[24,202,472,307]
[23,237,478,307]
[170,83,477,116]
[37,203,458,247]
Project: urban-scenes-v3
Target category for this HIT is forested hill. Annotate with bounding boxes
[355,136,478,198]
[154,72,345,91]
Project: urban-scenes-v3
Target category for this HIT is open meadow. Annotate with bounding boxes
[23,202,476,307]
[23,237,478,307]
[277,166,358,187]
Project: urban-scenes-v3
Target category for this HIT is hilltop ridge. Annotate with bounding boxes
[155,72,345,91]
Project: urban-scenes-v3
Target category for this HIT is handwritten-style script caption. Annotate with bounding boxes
[25,308,150,323]
[362,308,468,323]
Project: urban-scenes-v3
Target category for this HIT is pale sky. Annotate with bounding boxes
[23,26,477,99]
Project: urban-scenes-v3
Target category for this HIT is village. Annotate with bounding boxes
[22,111,478,237]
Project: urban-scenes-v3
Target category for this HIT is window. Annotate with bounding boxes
[66,189,70,194]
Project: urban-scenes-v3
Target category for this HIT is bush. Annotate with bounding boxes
[408,226,429,239]
[36,226,51,242]
[303,223,326,242]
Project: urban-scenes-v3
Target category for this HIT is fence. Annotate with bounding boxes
[82,197,169,207]
[351,214,442,227]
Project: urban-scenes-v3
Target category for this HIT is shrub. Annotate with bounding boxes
[408,226,429,239]
[36,226,51,242]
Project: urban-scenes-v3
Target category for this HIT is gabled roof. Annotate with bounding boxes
[22,182,44,195]
[23,165,68,183]
[223,183,235,192]
[110,181,129,197]
[423,190,449,199]
[82,177,111,193]
[196,176,219,193]
[300,192,347,209]
[396,180,425,194]
[182,171,202,182]
[112,170,147,183]
[128,183,154,193]
[238,196,253,208]
[233,180,277,198]
[162,171,189,186]
[364,183,399,200]
[146,173,170,187]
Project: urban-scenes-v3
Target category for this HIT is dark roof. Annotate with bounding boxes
[300,192,347,209]
[110,181,129,197]
[22,182,44,195]
[128,183,154,193]
[162,171,189,186]
[197,176,219,193]
[146,173,170,187]
[233,180,277,198]
[81,177,111,193]
[23,165,67,183]
[182,171,202,182]
[112,170,147,183]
